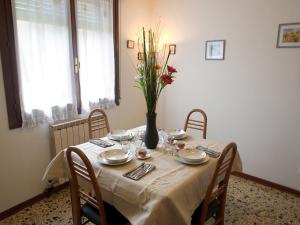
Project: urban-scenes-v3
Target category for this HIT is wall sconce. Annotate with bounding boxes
[169,44,176,54]
[127,40,135,49]
[138,52,144,60]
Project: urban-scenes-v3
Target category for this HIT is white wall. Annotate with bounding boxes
[153,0,300,189]
[0,0,150,212]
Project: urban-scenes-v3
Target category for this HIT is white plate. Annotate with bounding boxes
[175,156,209,165]
[165,129,188,140]
[97,152,134,166]
[176,149,206,162]
[108,130,133,141]
[99,149,129,163]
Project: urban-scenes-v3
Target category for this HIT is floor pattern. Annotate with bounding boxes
[0,176,299,225]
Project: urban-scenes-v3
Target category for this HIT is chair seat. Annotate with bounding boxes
[81,202,129,225]
[191,199,221,224]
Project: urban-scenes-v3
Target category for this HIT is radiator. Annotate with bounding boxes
[49,115,103,156]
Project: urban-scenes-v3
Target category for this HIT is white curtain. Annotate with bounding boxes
[14,0,78,126]
[76,0,116,112]
[12,0,116,127]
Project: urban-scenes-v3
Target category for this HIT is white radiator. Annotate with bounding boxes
[49,115,103,156]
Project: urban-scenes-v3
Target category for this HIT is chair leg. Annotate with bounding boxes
[215,208,225,225]
[70,184,82,225]
[216,193,226,225]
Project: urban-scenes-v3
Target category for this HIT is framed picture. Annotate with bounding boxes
[205,40,225,60]
[169,44,176,54]
[277,23,300,48]
[138,52,144,60]
[127,40,135,49]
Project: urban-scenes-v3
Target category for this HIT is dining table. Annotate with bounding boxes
[43,126,242,225]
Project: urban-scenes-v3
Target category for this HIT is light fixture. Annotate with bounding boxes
[169,44,176,54]
[127,40,135,49]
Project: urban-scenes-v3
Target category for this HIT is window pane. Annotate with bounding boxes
[76,0,115,111]
[14,0,76,124]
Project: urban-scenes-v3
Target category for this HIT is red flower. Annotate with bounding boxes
[160,74,173,84]
[167,65,177,73]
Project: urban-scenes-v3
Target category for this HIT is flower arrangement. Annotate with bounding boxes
[135,27,177,114]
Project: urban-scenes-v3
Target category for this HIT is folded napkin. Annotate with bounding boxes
[89,138,114,148]
[196,146,221,158]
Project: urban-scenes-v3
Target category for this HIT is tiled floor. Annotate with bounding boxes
[0,175,299,225]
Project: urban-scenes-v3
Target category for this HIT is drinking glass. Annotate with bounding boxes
[121,140,130,153]
[165,141,176,156]
[133,130,144,154]
[159,130,176,155]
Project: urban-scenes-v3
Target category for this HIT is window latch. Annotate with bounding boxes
[74,57,80,74]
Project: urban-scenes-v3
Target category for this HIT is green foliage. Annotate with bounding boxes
[135,27,174,114]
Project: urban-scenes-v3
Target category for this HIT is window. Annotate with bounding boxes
[0,0,119,129]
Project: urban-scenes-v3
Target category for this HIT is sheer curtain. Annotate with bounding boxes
[76,0,116,112]
[13,0,78,127]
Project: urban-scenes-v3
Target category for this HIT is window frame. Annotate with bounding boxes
[0,0,22,129]
[0,0,120,129]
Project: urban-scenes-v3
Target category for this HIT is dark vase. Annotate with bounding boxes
[144,112,159,149]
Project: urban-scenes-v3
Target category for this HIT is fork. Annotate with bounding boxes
[133,164,154,179]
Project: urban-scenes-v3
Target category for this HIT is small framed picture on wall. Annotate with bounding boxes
[205,40,226,60]
[277,23,300,48]
[127,40,135,49]
[169,44,176,54]
[138,52,144,60]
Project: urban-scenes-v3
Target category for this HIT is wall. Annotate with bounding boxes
[0,0,150,212]
[153,0,300,189]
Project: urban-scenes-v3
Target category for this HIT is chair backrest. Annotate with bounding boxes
[198,143,237,225]
[88,109,110,139]
[184,109,207,139]
[66,146,108,225]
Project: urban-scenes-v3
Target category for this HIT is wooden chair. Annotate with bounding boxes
[184,109,207,139]
[88,109,110,139]
[191,143,237,225]
[66,146,129,225]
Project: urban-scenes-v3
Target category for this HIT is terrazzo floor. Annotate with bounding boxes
[0,175,299,225]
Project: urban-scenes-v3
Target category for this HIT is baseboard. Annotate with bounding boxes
[0,182,69,221]
[232,171,300,197]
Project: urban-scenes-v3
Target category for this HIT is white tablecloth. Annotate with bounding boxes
[43,128,242,225]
